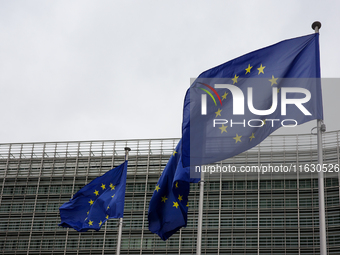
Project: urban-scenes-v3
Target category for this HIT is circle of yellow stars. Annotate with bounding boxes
[85,182,117,228]
[212,62,282,145]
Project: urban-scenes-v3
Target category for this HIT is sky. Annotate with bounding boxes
[1,0,340,144]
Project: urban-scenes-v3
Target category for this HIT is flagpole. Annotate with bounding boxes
[196,170,204,255]
[312,21,327,255]
[116,147,131,255]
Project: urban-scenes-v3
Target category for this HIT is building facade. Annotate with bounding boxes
[0,131,339,254]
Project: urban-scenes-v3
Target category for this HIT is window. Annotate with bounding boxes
[286,215,298,227]
[222,181,233,190]
[273,236,284,246]
[23,202,34,212]
[260,180,271,189]
[235,181,245,190]
[286,236,298,247]
[208,181,220,190]
[30,239,41,250]
[233,237,245,247]
[272,180,284,189]
[2,186,14,194]
[246,237,257,247]
[246,217,258,228]
[328,234,340,246]
[260,216,271,228]
[325,178,339,187]
[326,192,340,206]
[300,215,313,227]
[299,197,312,208]
[272,217,284,227]
[273,199,283,208]
[285,180,297,189]
[259,237,271,247]
[0,203,11,212]
[234,199,245,209]
[134,183,145,192]
[300,236,315,247]
[182,237,194,248]
[234,217,245,228]
[167,238,179,248]
[206,237,218,247]
[222,199,232,209]
[247,198,258,208]
[147,182,157,192]
[221,217,232,228]
[285,198,297,208]
[208,199,220,209]
[328,213,340,226]
[260,198,271,208]
[26,186,37,194]
[220,237,231,247]
[17,240,28,250]
[299,179,311,189]
[247,180,258,190]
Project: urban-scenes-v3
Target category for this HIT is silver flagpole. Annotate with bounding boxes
[196,170,205,255]
[312,21,327,255]
[116,147,131,255]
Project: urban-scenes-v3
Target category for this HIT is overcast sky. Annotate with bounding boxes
[1,0,339,144]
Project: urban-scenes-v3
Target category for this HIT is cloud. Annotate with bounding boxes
[0,0,339,143]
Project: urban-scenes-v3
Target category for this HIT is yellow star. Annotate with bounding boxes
[161,196,168,203]
[173,202,179,209]
[111,194,115,198]
[219,124,227,134]
[101,184,106,190]
[249,133,255,141]
[89,199,94,205]
[94,190,99,196]
[107,205,110,210]
[87,211,89,215]
[155,185,160,192]
[262,119,266,126]
[88,220,93,226]
[233,134,242,143]
[269,75,278,86]
[215,108,222,117]
[178,195,183,202]
[277,87,280,93]
[222,92,228,100]
[175,182,178,188]
[173,150,177,156]
[106,215,109,219]
[257,64,265,75]
[186,202,189,207]
[99,221,103,227]
[245,64,253,74]
[232,74,239,84]
[109,183,115,190]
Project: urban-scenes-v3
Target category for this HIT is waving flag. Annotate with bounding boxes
[148,140,199,240]
[59,161,127,232]
[182,33,323,168]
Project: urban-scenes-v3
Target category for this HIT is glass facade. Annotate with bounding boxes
[0,131,339,254]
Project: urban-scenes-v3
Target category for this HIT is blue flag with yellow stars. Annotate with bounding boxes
[59,161,127,232]
[148,140,199,241]
[182,33,323,169]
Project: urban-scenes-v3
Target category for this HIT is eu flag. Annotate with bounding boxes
[59,161,128,232]
[182,33,323,168]
[148,140,199,240]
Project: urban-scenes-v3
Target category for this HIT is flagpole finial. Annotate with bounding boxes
[124,147,131,161]
[312,21,321,32]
